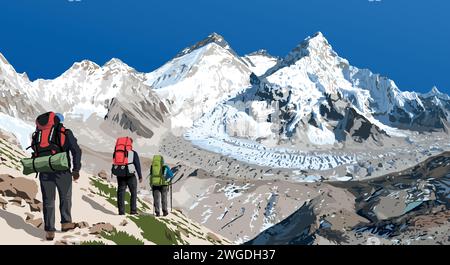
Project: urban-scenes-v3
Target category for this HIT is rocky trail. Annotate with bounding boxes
[0,133,228,245]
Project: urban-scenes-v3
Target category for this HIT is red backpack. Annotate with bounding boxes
[29,112,67,158]
[111,137,135,177]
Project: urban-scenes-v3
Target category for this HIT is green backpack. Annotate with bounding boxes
[150,155,170,186]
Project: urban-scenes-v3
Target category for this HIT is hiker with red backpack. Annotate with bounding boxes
[111,137,143,215]
[150,155,174,217]
[21,112,82,241]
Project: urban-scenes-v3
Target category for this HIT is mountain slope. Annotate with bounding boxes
[0,53,44,121]
[0,52,170,144]
[241,50,279,76]
[144,33,254,128]
[189,32,448,152]
[0,133,229,245]
[29,59,139,121]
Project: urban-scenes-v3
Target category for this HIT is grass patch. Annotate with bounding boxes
[81,240,106,245]
[129,214,186,245]
[101,228,144,245]
[90,177,131,214]
[0,149,21,163]
[90,176,149,213]
[138,198,151,212]
[89,176,189,245]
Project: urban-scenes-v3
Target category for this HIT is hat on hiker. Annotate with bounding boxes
[55,113,64,123]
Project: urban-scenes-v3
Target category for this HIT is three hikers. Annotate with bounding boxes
[150,155,174,217]
[111,137,143,215]
[22,114,175,240]
[22,112,82,241]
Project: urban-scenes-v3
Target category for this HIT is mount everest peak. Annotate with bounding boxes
[144,33,255,128]
[175,32,237,58]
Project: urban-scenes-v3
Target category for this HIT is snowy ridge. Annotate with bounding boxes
[242,50,279,76]
[422,86,450,100]
[29,58,146,121]
[145,39,253,128]
[0,52,43,120]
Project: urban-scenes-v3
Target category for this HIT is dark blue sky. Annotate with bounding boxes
[1,0,449,94]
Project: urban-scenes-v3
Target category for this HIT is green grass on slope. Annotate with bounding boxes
[89,176,185,245]
[101,228,144,245]
[90,176,131,214]
[128,214,185,245]
[90,177,151,213]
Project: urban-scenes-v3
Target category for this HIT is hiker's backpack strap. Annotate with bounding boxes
[58,125,67,150]
[30,130,40,157]
[49,124,67,152]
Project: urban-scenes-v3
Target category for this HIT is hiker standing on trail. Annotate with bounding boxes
[150,155,174,217]
[28,112,82,241]
[111,137,142,215]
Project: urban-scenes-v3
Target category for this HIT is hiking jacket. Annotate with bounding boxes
[132,151,143,180]
[66,129,82,173]
[163,165,174,181]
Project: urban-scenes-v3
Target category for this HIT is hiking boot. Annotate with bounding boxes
[163,212,169,217]
[61,222,77,232]
[46,231,55,241]
[155,212,160,217]
[130,211,138,215]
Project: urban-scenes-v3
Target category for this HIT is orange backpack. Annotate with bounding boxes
[111,137,135,177]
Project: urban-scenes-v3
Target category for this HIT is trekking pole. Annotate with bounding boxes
[170,182,173,213]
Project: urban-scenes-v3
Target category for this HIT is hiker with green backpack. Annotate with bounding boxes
[149,155,174,217]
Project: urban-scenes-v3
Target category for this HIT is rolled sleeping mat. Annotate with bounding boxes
[21,152,70,175]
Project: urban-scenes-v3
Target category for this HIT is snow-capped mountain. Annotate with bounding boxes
[1,32,449,154]
[104,79,169,138]
[144,33,255,128]
[0,53,44,121]
[194,32,449,151]
[30,58,148,121]
[30,58,169,137]
[0,52,169,142]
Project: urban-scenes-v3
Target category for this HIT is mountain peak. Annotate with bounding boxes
[70,60,100,71]
[0,52,10,65]
[104,58,126,67]
[423,86,450,100]
[207,32,225,43]
[175,32,235,58]
[283,32,334,66]
[309,31,327,42]
[58,60,100,78]
[431,86,440,94]
[246,49,276,58]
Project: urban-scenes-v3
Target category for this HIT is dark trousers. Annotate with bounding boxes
[117,175,137,214]
[39,171,73,232]
[152,185,169,215]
